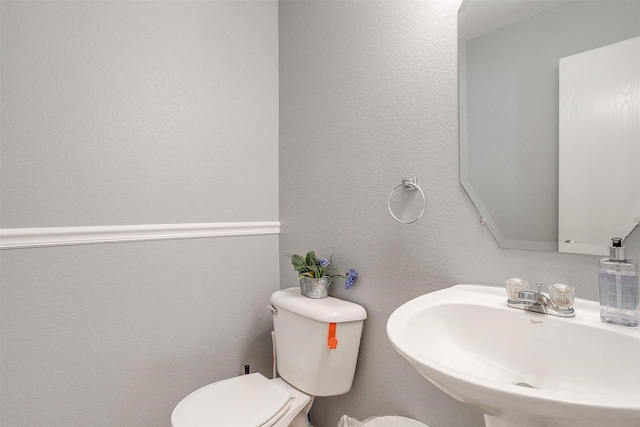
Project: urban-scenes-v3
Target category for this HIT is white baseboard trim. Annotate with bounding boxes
[0,221,280,249]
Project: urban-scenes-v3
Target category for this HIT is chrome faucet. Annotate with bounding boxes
[507,283,575,317]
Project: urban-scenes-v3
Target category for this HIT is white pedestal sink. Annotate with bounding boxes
[386,284,640,427]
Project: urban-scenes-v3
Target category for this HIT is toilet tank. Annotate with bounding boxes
[270,287,367,397]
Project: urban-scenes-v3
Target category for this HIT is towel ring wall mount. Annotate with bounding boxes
[388,177,426,224]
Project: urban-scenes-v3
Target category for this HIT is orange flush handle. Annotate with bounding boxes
[328,323,338,349]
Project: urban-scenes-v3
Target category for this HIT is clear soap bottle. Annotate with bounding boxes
[599,237,639,327]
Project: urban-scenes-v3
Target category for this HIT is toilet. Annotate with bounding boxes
[171,287,367,427]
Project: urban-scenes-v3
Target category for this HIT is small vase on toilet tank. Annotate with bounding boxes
[299,276,332,299]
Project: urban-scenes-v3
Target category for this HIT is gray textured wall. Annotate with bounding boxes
[1,237,279,426]
[279,1,639,427]
[1,0,278,227]
[0,1,279,426]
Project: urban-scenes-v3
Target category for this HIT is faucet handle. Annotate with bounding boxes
[549,283,575,309]
[536,283,543,294]
[505,278,529,301]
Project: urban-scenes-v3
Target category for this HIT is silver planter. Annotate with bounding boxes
[299,276,332,299]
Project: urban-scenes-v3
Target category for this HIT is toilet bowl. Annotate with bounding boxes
[171,287,367,426]
[171,373,313,427]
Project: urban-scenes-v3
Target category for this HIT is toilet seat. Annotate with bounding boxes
[171,373,292,427]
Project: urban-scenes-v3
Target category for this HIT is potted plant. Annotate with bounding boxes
[290,251,358,298]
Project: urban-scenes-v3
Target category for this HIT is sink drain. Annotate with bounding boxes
[515,382,535,389]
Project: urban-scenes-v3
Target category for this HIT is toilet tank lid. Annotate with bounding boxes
[271,287,367,322]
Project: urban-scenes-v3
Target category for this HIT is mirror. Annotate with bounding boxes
[459,0,640,254]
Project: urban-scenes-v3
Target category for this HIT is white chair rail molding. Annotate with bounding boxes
[0,221,281,250]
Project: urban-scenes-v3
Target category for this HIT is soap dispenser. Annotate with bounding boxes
[598,237,639,327]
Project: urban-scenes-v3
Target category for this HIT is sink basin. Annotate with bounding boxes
[387,284,640,427]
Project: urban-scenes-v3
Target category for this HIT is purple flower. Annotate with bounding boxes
[344,268,358,289]
[319,257,329,267]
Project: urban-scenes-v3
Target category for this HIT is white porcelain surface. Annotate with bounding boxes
[271,287,366,396]
[271,287,367,322]
[171,373,292,427]
[387,284,640,427]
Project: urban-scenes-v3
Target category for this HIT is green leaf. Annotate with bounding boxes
[291,254,305,268]
[305,251,317,266]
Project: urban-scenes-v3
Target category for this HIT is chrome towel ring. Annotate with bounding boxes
[388,177,426,224]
